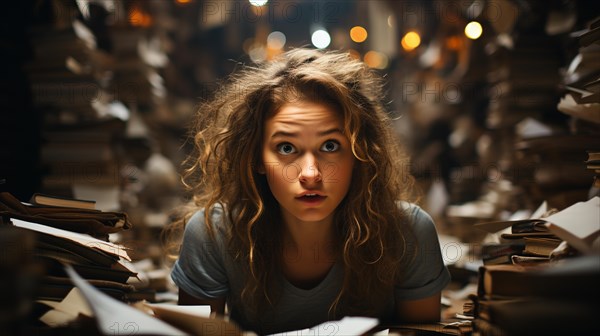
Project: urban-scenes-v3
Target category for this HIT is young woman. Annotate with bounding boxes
[165,48,451,334]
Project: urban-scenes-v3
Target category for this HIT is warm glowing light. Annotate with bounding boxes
[311,29,331,49]
[446,36,462,50]
[363,51,389,69]
[465,21,483,39]
[249,0,268,6]
[349,26,368,43]
[267,31,286,49]
[176,0,192,4]
[401,31,421,51]
[129,7,152,27]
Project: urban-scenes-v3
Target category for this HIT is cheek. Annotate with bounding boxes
[341,162,355,189]
[261,159,287,192]
[322,159,354,191]
[260,147,278,176]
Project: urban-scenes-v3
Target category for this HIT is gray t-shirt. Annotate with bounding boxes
[171,203,451,334]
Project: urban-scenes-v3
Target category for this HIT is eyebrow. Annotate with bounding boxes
[271,128,343,138]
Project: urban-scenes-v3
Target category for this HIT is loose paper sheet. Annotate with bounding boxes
[268,316,378,336]
[65,265,186,335]
[12,218,131,260]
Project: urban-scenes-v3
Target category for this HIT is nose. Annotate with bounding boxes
[298,153,322,184]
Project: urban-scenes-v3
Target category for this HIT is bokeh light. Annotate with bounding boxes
[350,26,368,43]
[267,31,286,50]
[401,31,421,51]
[465,21,483,40]
[364,50,389,69]
[311,29,331,49]
[249,0,268,6]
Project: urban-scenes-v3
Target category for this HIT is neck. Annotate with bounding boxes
[281,212,336,251]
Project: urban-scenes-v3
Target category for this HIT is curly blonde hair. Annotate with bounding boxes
[163,48,417,318]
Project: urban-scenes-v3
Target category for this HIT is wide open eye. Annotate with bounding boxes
[321,140,340,152]
[276,142,297,155]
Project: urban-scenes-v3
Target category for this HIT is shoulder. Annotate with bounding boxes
[186,203,228,230]
[394,202,451,299]
[183,204,229,243]
[177,204,232,265]
[398,201,430,220]
[397,202,436,235]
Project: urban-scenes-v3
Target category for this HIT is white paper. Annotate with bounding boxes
[545,197,600,239]
[145,303,211,318]
[530,201,548,220]
[12,218,131,260]
[65,264,187,335]
[516,118,553,139]
[39,288,92,326]
[39,287,92,316]
[269,316,378,336]
[39,309,74,327]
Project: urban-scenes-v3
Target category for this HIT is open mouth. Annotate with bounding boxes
[297,194,326,202]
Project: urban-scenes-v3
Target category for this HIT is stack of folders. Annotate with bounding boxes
[0,192,137,303]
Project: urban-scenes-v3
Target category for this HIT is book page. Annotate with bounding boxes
[143,303,241,335]
[268,316,378,336]
[145,303,211,318]
[530,201,548,220]
[545,197,599,239]
[12,218,131,260]
[65,265,186,335]
[39,288,92,326]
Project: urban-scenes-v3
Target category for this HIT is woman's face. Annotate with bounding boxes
[260,101,355,225]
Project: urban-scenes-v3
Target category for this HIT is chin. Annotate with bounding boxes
[293,210,334,223]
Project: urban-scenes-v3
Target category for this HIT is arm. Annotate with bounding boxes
[178,287,226,316]
[392,204,450,323]
[395,292,442,323]
[172,208,230,316]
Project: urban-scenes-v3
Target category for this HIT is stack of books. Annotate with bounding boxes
[475,197,599,266]
[472,255,599,335]
[471,180,599,336]
[485,32,562,130]
[25,13,130,199]
[0,192,137,305]
[586,151,600,189]
[513,133,600,209]
[558,16,600,124]
[39,117,126,197]
[557,16,600,193]
[100,0,169,110]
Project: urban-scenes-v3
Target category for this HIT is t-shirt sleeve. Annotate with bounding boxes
[170,207,229,299]
[395,204,451,301]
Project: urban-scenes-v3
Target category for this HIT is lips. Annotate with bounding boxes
[296,192,327,204]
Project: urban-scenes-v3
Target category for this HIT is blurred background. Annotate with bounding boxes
[1,0,599,289]
[1,1,600,334]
